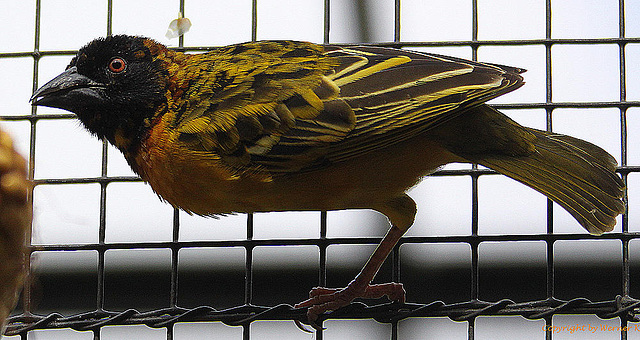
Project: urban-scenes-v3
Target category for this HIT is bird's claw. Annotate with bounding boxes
[294,319,324,333]
[294,282,406,327]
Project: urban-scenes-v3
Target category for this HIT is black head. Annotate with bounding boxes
[31,35,168,149]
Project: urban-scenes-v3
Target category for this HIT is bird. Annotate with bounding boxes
[0,127,30,332]
[30,35,625,326]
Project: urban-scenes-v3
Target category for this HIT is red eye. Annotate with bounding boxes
[108,57,126,73]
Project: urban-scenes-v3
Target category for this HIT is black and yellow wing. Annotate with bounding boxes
[171,41,355,177]
[172,41,524,178]
[321,46,524,164]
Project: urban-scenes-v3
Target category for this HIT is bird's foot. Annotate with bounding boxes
[294,282,405,329]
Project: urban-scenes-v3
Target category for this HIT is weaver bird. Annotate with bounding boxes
[31,35,625,325]
[0,128,30,331]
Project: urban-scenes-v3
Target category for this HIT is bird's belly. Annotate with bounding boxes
[139,134,461,216]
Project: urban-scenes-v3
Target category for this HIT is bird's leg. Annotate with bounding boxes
[295,225,407,321]
[295,195,415,324]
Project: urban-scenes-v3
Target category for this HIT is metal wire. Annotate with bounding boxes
[2,0,639,339]
[5,296,640,336]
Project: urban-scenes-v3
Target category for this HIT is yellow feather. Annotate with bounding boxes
[177,116,210,134]
[333,56,412,87]
[339,67,475,101]
[299,89,324,111]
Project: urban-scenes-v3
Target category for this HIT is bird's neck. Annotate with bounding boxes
[142,40,194,108]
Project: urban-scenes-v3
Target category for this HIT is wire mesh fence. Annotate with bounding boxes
[1,0,639,339]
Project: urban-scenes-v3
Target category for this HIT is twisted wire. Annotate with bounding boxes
[5,296,640,335]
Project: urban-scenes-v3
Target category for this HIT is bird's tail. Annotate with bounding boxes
[434,105,626,234]
[476,129,625,234]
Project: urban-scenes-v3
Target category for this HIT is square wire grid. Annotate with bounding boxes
[1,0,640,339]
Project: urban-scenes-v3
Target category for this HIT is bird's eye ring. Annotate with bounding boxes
[108,57,126,73]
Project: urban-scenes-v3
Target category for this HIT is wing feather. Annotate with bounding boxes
[172,41,524,177]
[320,46,524,165]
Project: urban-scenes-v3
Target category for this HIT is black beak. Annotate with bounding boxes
[30,66,106,110]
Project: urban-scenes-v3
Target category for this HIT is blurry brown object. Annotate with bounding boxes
[0,128,30,333]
